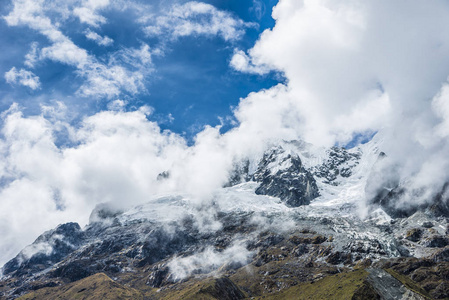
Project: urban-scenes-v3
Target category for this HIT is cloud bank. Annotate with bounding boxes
[230,0,449,208]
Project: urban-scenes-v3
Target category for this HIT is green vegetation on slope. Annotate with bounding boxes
[257,269,370,300]
[18,273,143,300]
[156,277,246,300]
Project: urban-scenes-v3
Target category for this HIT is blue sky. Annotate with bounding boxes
[0,0,280,140]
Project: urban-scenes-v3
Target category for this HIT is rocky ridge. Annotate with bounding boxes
[226,145,319,207]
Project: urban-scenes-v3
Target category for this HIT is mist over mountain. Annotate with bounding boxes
[1,0,449,299]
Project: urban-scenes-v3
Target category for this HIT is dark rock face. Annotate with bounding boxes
[147,264,170,288]
[224,145,320,207]
[422,235,449,248]
[352,280,381,300]
[405,228,423,242]
[422,222,434,228]
[3,222,85,276]
[325,251,351,265]
[135,227,199,267]
[206,277,246,300]
[289,235,327,245]
[365,268,412,300]
[252,147,319,207]
[343,240,387,256]
[433,281,449,299]
[432,246,449,262]
[313,146,360,185]
[51,260,94,282]
[157,171,170,181]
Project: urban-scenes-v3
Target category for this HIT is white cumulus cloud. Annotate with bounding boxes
[230,0,449,209]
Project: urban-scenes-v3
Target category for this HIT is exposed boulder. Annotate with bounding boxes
[405,228,423,242]
[422,222,434,228]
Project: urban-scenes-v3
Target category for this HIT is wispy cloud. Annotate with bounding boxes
[144,1,254,42]
[168,242,252,280]
[3,0,253,99]
[4,0,153,98]
[84,29,113,46]
[76,43,154,98]
[73,0,110,27]
[4,67,40,90]
[250,0,265,20]
[24,42,40,68]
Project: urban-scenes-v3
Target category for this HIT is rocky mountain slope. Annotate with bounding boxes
[1,137,449,299]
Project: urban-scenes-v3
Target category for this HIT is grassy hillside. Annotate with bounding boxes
[256,269,371,300]
[18,273,143,300]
